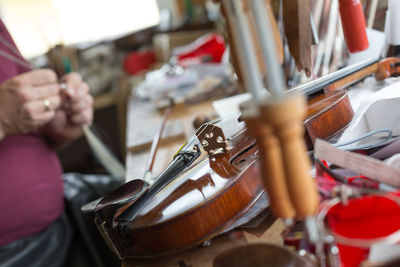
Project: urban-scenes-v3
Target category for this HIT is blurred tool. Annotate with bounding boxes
[60,83,126,179]
[338,0,369,53]
[367,0,379,28]
[224,0,319,222]
[283,0,312,76]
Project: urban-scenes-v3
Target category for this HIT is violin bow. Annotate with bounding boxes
[143,105,171,184]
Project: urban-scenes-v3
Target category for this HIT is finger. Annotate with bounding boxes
[24,95,62,117]
[61,73,82,97]
[69,94,93,113]
[62,72,82,84]
[60,93,71,110]
[31,110,56,126]
[22,110,56,128]
[64,82,89,101]
[70,108,93,126]
[74,83,90,99]
[19,84,60,101]
[11,69,58,87]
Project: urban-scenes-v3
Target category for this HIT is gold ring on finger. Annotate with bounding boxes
[43,98,51,112]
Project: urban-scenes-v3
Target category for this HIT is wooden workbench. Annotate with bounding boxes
[121,214,285,267]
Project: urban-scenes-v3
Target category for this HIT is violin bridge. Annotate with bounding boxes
[195,123,228,155]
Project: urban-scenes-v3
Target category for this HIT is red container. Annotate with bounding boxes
[339,0,369,53]
[124,50,156,76]
[321,195,400,266]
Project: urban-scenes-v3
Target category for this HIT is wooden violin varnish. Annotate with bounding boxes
[240,100,295,220]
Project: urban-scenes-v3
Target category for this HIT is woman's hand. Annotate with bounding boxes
[0,69,61,140]
[43,72,93,144]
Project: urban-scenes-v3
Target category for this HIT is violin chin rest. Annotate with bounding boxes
[92,179,148,221]
[81,197,103,213]
[81,179,147,214]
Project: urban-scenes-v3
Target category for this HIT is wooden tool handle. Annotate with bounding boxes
[257,128,296,219]
[278,122,318,218]
[261,95,319,219]
[243,111,295,219]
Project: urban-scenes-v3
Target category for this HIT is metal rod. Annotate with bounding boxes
[223,0,264,100]
[249,0,286,97]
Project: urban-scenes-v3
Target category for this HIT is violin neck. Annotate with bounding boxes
[324,62,378,91]
[292,58,379,95]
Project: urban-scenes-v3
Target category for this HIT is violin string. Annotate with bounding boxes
[0,48,33,69]
[0,34,25,56]
[184,113,234,153]
[0,35,34,69]
[183,116,226,153]
[181,123,217,153]
[182,118,229,154]
[182,124,216,153]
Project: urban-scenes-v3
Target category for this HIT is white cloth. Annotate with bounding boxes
[339,78,400,143]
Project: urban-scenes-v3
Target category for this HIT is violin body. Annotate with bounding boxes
[94,91,353,259]
[304,90,354,148]
[95,130,266,259]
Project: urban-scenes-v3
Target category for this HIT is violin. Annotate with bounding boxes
[93,115,267,259]
[297,57,400,147]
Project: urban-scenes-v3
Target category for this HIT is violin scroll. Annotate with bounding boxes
[376,57,400,81]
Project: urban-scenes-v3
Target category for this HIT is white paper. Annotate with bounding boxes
[369,243,400,263]
[338,80,400,143]
[388,0,400,45]
[212,93,252,117]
